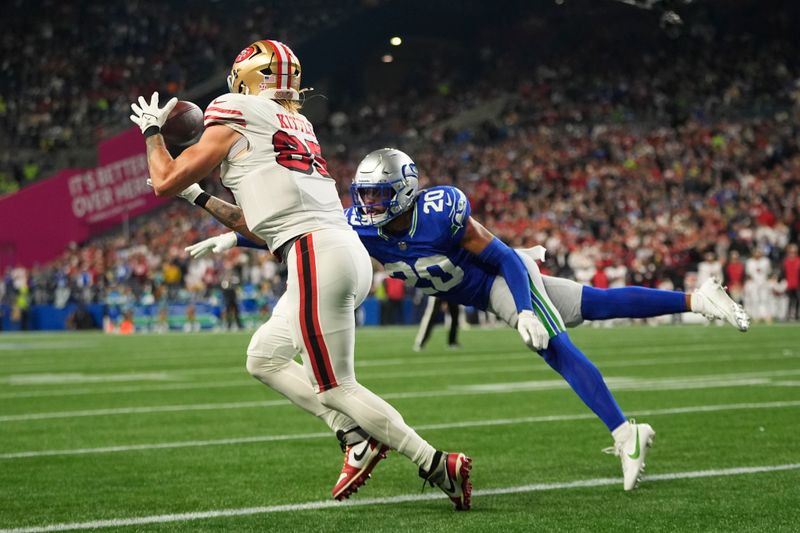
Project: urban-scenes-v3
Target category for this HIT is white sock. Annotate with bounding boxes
[689,292,705,313]
[323,413,364,440]
[612,421,633,444]
[318,380,437,469]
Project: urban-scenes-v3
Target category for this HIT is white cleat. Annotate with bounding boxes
[604,420,655,491]
[693,277,750,332]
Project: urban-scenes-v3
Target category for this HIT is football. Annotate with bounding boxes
[161,100,204,147]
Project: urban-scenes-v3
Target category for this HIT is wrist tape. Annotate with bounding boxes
[194,192,211,208]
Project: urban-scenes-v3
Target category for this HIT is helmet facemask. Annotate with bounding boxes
[350,148,419,227]
[351,181,406,226]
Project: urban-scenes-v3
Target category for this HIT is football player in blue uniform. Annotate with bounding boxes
[347,148,657,491]
[182,148,748,492]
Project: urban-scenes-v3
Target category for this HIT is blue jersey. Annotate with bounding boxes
[346,185,498,310]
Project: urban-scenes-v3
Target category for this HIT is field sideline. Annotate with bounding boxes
[1,324,799,531]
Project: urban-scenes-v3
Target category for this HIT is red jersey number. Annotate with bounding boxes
[272,131,330,177]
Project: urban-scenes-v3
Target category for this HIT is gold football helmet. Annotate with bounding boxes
[226,40,301,100]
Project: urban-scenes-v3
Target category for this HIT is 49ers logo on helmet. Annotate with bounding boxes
[235,46,256,63]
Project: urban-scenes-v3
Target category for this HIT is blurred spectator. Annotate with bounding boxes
[14,284,31,330]
[0,0,366,181]
[222,278,242,331]
[783,244,800,320]
[184,303,200,332]
[66,303,97,330]
[725,251,746,304]
[154,304,170,334]
[383,277,406,325]
[697,253,724,286]
[2,0,799,329]
[745,248,771,323]
[769,273,788,322]
[591,264,609,289]
[605,260,628,289]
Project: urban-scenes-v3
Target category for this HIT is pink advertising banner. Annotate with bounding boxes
[0,127,168,269]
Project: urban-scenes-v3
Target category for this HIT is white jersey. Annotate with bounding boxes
[604,265,628,288]
[204,93,350,251]
[745,256,770,284]
[697,260,723,286]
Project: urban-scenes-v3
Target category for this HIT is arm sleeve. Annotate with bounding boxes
[477,238,533,313]
[235,233,269,250]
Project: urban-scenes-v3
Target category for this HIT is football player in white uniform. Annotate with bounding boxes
[130,40,471,510]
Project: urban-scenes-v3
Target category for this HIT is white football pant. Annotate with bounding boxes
[246,228,436,469]
[490,250,580,333]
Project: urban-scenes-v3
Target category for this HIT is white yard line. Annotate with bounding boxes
[1,463,798,533]
[0,364,546,399]
[1,373,174,385]
[2,369,799,422]
[772,380,800,386]
[3,342,797,379]
[2,349,799,399]
[0,400,288,422]
[0,431,332,459]
[0,379,254,399]
[0,341,98,354]
[3,400,798,460]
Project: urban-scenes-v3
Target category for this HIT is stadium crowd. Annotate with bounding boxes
[0,0,369,192]
[2,0,800,327]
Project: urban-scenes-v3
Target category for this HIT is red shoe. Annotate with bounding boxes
[420,452,473,511]
[332,437,389,501]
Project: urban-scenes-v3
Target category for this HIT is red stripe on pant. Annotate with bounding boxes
[296,234,337,391]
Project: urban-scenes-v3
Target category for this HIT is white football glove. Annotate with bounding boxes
[516,310,550,351]
[130,91,177,134]
[518,245,547,262]
[184,232,237,259]
[145,179,204,203]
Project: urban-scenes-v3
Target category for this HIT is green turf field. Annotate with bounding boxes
[1,324,799,532]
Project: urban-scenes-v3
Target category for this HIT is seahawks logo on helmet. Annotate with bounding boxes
[402,163,418,179]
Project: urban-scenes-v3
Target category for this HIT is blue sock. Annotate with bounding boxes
[540,332,626,431]
[581,286,687,320]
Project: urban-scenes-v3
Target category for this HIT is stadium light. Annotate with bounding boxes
[390,36,402,46]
